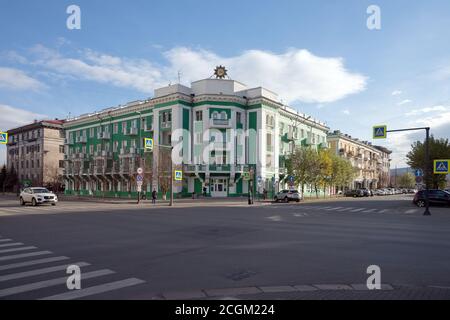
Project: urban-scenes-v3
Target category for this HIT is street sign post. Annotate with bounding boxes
[434,159,450,175]
[137,167,143,175]
[144,138,153,151]
[0,132,7,145]
[373,125,387,139]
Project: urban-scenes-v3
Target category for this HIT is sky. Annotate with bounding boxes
[1,0,449,167]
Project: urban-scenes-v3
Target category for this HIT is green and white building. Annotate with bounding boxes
[63,73,329,198]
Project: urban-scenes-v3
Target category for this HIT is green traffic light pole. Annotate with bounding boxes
[384,126,431,216]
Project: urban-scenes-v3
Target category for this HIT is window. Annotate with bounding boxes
[168,112,172,122]
[113,123,118,134]
[220,111,227,120]
[90,127,95,137]
[122,121,127,134]
[59,160,64,168]
[36,160,40,168]
[90,145,94,154]
[195,111,203,121]
[26,160,29,169]
[212,112,218,119]
[236,112,241,124]
[59,145,64,153]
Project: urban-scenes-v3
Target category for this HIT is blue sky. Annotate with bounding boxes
[1,0,450,166]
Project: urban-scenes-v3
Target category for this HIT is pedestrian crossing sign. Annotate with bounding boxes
[0,132,8,144]
[144,138,153,151]
[174,170,183,181]
[373,125,387,139]
[434,159,449,174]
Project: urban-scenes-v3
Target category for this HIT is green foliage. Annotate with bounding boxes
[406,136,450,189]
[286,147,355,197]
[1,165,19,193]
[397,172,415,188]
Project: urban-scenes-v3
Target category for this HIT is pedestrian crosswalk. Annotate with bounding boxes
[0,203,148,217]
[0,235,145,299]
[265,204,421,216]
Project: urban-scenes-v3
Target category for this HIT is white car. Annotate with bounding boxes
[20,187,58,206]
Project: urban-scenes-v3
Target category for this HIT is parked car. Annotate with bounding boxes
[20,187,58,206]
[274,189,302,202]
[413,189,450,207]
[344,189,364,197]
[360,188,374,197]
[374,189,386,196]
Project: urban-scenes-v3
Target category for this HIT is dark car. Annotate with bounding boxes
[413,189,450,207]
[345,189,364,198]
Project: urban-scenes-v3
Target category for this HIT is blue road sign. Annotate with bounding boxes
[434,160,450,175]
[136,175,144,182]
[0,132,7,145]
[174,170,183,181]
[414,169,423,177]
[288,175,294,182]
[373,125,387,139]
[144,138,153,150]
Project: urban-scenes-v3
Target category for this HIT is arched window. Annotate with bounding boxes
[220,111,227,120]
[212,111,219,119]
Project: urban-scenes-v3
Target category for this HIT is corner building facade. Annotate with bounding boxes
[63,77,329,198]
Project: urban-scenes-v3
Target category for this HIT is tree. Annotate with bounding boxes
[406,136,450,189]
[158,148,171,200]
[4,165,18,193]
[0,165,7,193]
[286,147,316,195]
[397,172,415,188]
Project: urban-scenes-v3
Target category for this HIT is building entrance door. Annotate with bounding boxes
[210,178,228,197]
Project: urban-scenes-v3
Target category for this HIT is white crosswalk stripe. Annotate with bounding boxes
[0,269,114,298]
[0,242,23,248]
[0,256,70,271]
[0,246,37,254]
[0,239,13,243]
[40,278,146,300]
[350,208,365,212]
[0,262,90,282]
[0,251,53,262]
[362,209,377,213]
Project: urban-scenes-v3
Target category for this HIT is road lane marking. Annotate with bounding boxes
[0,246,37,254]
[350,208,365,212]
[0,269,114,298]
[0,256,70,271]
[362,209,377,213]
[0,251,53,262]
[378,209,389,213]
[40,278,146,300]
[337,207,354,211]
[0,239,12,243]
[0,262,90,282]
[0,242,23,248]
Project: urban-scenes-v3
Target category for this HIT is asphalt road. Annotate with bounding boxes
[0,194,449,300]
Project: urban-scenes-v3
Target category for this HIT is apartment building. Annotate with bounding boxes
[6,120,65,188]
[63,71,329,198]
[328,130,392,189]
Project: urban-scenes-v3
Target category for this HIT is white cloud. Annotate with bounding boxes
[406,105,448,116]
[397,99,412,106]
[29,45,367,104]
[391,90,402,96]
[0,104,47,131]
[342,109,350,115]
[164,47,367,104]
[0,67,45,91]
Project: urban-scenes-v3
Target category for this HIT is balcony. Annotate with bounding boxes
[64,138,74,145]
[126,127,138,136]
[94,166,104,175]
[97,132,111,140]
[119,147,138,157]
[183,164,207,172]
[209,164,231,172]
[76,136,87,144]
[160,121,172,130]
[144,124,153,132]
[210,118,231,128]
[102,150,113,158]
